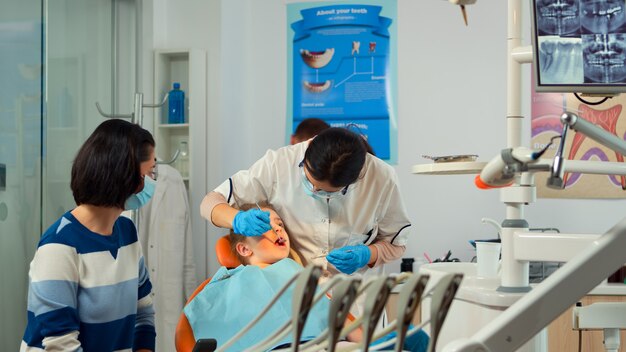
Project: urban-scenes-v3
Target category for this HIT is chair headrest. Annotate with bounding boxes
[216,234,304,268]
[216,235,241,268]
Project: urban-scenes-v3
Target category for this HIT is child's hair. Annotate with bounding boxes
[229,202,275,265]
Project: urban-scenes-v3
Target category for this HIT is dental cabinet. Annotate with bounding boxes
[548,292,626,352]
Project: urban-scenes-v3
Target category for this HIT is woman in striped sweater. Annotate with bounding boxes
[21,119,157,352]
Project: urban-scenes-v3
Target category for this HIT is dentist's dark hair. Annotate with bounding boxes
[71,119,155,209]
[304,127,367,187]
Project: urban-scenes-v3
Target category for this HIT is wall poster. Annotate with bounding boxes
[287,0,398,162]
[531,87,626,199]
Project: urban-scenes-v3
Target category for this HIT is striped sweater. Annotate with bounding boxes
[21,211,156,352]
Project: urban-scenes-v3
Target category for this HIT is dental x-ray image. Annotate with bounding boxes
[539,38,584,83]
[536,0,581,36]
[583,33,626,83]
[533,0,626,90]
[580,0,626,34]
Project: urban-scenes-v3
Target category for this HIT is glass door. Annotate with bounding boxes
[0,0,115,349]
[44,0,113,225]
[0,1,43,350]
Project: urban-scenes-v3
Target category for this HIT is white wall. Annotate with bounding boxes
[149,0,626,278]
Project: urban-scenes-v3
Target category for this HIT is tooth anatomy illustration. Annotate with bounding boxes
[300,48,335,69]
[564,104,626,189]
[369,41,376,53]
[303,80,332,93]
[352,41,360,55]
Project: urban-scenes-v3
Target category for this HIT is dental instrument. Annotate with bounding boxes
[248,269,352,352]
[333,275,396,352]
[367,272,459,352]
[302,274,411,352]
[294,277,362,352]
[390,273,430,352]
[298,276,388,352]
[311,250,352,259]
[214,264,323,352]
[459,5,467,26]
[447,0,476,26]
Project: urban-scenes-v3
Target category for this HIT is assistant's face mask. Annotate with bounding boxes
[124,175,156,210]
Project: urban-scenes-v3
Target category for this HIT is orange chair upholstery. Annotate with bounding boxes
[174,278,212,352]
[214,235,240,269]
[175,235,241,352]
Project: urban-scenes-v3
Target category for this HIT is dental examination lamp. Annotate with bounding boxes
[477,112,626,192]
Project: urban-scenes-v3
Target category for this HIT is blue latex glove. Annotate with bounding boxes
[326,244,371,274]
[232,209,271,237]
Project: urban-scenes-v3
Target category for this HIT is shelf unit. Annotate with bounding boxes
[153,48,207,279]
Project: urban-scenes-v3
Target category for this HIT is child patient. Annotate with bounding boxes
[183,204,428,352]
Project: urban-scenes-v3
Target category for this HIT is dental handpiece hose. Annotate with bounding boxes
[547,123,568,189]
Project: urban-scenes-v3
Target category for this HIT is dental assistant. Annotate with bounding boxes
[201,127,411,277]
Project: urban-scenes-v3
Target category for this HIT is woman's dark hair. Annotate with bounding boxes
[71,119,155,208]
[304,127,367,187]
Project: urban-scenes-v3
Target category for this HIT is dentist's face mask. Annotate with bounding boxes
[124,175,156,210]
[299,161,348,199]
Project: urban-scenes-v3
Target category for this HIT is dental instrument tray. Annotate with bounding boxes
[421,154,478,163]
[412,154,486,175]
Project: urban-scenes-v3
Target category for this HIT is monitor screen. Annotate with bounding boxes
[532,0,626,94]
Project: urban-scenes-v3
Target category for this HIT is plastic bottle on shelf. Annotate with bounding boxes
[176,141,189,178]
[167,82,185,124]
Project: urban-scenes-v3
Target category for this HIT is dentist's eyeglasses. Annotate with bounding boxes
[299,160,348,198]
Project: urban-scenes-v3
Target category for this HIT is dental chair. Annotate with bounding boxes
[174,235,303,352]
[175,236,448,352]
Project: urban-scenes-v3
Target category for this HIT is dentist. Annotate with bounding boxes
[201,127,411,278]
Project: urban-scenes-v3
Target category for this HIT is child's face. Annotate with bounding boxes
[246,208,291,266]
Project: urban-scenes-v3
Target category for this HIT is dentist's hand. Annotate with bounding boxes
[232,209,271,237]
[327,244,371,274]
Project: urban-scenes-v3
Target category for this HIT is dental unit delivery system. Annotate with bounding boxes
[441,114,626,352]
[194,263,463,352]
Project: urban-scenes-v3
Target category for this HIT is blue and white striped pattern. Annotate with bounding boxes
[21,211,155,352]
